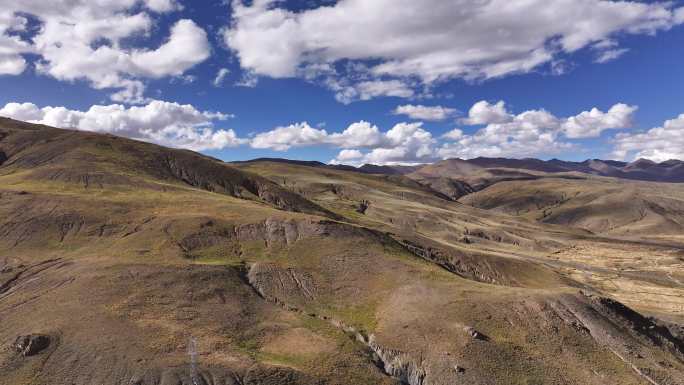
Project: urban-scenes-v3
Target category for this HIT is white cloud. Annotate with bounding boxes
[331,123,437,166]
[0,100,242,151]
[330,79,415,104]
[0,12,33,75]
[213,68,231,87]
[393,104,456,121]
[353,80,414,100]
[333,149,363,162]
[442,128,463,140]
[251,120,436,165]
[236,71,259,87]
[130,19,210,78]
[0,1,209,103]
[250,122,329,151]
[441,108,566,159]
[463,100,512,125]
[248,99,637,165]
[439,100,636,159]
[144,0,182,13]
[0,54,26,75]
[329,121,385,148]
[562,103,637,138]
[595,48,630,63]
[250,120,385,151]
[224,0,684,101]
[0,102,43,121]
[360,122,436,165]
[612,114,684,162]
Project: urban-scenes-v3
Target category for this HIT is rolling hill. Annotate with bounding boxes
[1,118,683,385]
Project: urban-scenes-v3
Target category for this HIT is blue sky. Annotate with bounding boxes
[1,0,684,164]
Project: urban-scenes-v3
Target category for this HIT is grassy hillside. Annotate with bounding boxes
[459,177,684,237]
[1,119,683,385]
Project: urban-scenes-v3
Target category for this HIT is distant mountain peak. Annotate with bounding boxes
[629,158,657,166]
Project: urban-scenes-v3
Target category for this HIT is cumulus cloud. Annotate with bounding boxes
[442,128,463,140]
[251,120,436,165]
[250,120,385,151]
[144,0,182,13]
[358,122,436,165]
[0,54,27,75]
[463,101,512,125]
[224,0,684,101]
[440,101,637,159]
[440,108,566,159]
[130,19,210,78]
[334,149,363,162]
[0,12,33,75]
[562,103,637,138]
[329,121,385,148]
[393,104,456,121]
[0,1,209,102]
[612,114,684,162]
[0,100,242,151]
[250,122,329,151]
[249,99,637,165]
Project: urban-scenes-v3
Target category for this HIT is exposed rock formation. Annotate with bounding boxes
[247,262,317,303]
[367,334,427,385]
[550,293,684,385]
[463,326,488,341]
[14,334,50,356]
[244,262,429,385]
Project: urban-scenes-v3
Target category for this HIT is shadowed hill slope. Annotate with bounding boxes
[459,177,684,236]
[0,117,338,220]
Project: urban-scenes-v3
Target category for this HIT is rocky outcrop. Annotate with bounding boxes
[14,334,50,356]
[589,295,684,359]
[244,262,430,385]
[463,326,488,341]
[550,293,684,385]
[247,262,317,302]
[0,258,69,299]
[367,335,427,385]
[234,218,324,246]
[399,239,515,285]
[179,217,395,255]
[356,200,370,214]
[178,218,325,254]
[462,227,520,246]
